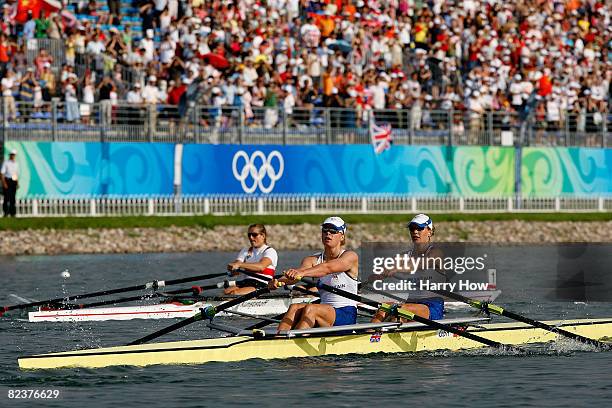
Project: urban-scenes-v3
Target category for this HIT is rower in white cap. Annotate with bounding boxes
[270,216,360,330]
[370,213,445,322]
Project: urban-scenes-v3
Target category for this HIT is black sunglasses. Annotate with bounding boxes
[321,228,342,235]
[408,224,426,232]
[247,232,261,238]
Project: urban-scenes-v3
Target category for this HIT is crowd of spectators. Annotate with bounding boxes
[0,0,610,133]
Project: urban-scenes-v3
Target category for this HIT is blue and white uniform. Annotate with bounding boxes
[400,245,445,320]
[314,251,359,326]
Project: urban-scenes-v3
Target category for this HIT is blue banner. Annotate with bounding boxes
[182,145,515,195]
[6,141,175,197]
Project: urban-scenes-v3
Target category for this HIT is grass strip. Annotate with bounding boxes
[0,212,611,231]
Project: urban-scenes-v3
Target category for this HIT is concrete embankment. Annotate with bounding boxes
[1,221,611,256]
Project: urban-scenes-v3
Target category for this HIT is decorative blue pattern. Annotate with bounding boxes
[5,142,174,197]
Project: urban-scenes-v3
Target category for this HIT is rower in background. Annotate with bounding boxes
[370,213,445,322]
[225,224,278,295]
[269,216,359,330]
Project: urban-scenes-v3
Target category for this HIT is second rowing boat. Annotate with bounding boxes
[28,295,315,322]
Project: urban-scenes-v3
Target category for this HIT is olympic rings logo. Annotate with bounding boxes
[232,150,284,194]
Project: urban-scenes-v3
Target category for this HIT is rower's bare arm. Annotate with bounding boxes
[299,251,358,278]
[230,257,273,273]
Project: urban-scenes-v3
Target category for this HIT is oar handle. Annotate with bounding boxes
[275,272,302,287]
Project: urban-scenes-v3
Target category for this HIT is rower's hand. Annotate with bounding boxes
[284,269,302,280]
[227,262,241,274]
[268,278,281,290]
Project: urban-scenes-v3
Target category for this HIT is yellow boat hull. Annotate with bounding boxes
[18,319,612,370]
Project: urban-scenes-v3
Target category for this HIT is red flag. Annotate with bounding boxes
[15,0,42,24]
[15,0,60,23]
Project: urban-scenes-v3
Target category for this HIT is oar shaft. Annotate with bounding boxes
[378,304,509,349]
[2,272,228,313]
[128,314,203,345]
[127,286,271,345]
[434,289,610,349]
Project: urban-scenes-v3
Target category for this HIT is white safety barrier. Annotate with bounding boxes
[5,194,611,217]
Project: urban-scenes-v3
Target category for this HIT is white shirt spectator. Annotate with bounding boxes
[283,91,295,114]
[275,52,289,73]
[160,13,171,32]
[371,83,386,109]
[154,0,168,12]
[1,158,18,181]
[287,0,299,20]
[399,23,411,45]
[86,40,106,55]
[591,83,606,102]
[126,88,143,103]
[522,80,534,96]
[168,0,178,18]
[159,40,176,64]
[65,84,78,102]
[82,84,95,104]
[242,65,258,87]
[510,81,523,106]
[546,98,561,122]
[407,78,421,99]
[1,76,14,97]
[213,93,227,107]
[141,84,160,104]
[469,95,484,119]
[140,38,155,63]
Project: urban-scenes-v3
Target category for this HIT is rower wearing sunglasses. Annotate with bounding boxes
[370,213,445,322]
[269,216,359,330]
[225,224,278,295]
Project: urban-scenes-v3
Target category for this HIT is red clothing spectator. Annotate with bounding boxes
[167,84,186,105]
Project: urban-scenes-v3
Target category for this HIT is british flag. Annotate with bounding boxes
[369,116,393,155]
[370,332,382,343]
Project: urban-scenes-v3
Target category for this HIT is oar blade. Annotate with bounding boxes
[434,289,611,350]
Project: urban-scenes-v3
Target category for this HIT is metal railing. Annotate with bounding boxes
[4,194,611,217]
[1,100,609,147]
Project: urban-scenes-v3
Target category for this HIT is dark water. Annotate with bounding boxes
[1,251,611,407]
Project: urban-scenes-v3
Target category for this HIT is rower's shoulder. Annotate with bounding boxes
[339,249,358,261]
[301,253,321,267]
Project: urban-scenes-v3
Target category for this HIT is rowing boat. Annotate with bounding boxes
[25,289,501,322]
[18,317,612,369]
[28,295,316,322]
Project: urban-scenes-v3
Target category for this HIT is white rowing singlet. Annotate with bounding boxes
[314,251,359,308]
[236,245,278,281]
